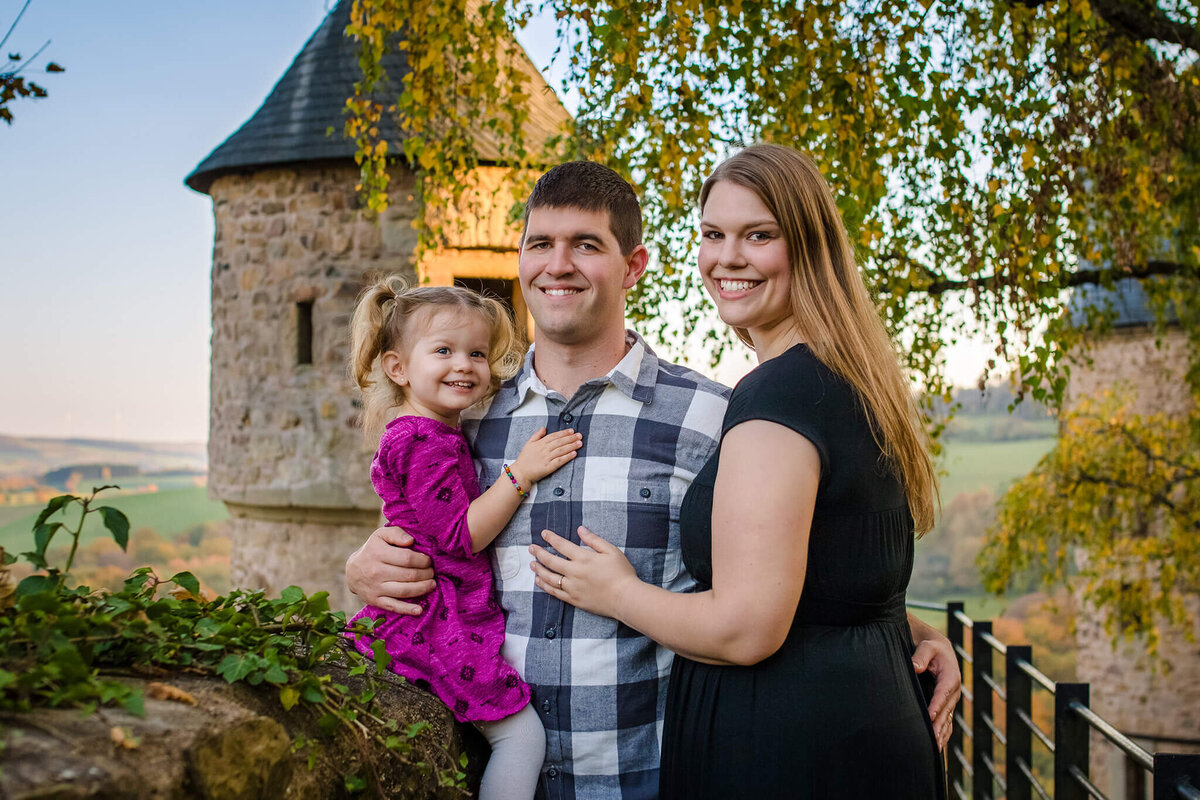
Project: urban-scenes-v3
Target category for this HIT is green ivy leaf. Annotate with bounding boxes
[371,639,392,673]
[123,690,145,717]
[169,571,200,597]
[280,585,305,604]
[263,662,289,685]
[98,507,130,551]
[280,685,301,711]
[15,574,57,598]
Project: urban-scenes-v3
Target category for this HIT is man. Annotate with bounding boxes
[345,161,960,799]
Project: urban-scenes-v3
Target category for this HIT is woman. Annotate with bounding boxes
[530,143,946,798]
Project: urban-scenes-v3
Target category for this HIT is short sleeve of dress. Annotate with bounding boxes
[722,345,833,481]
[375,421,477,559]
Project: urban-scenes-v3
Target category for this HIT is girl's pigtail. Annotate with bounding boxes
[350,275,408,442]
[481,295,523,395]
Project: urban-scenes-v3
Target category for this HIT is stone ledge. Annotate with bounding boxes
[1,666,487,799]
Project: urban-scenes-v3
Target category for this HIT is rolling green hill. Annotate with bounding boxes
[0,487,227,555]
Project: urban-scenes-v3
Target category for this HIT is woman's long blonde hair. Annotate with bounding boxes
[701,144,939,533]
[349,275,523,442]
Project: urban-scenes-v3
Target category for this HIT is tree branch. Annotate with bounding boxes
[1089,0,1200,53]
[888,258,1194,296]
[1010,0,1199,52]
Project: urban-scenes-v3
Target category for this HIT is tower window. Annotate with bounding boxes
[297,301,314,365]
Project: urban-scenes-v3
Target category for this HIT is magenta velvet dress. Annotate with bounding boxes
[348,415,530,722]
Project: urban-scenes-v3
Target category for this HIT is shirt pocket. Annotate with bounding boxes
[597,472,682,586]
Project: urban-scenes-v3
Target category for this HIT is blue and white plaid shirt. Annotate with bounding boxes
[462,331,728,800]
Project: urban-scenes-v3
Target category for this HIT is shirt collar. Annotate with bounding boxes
[491,329,659,415]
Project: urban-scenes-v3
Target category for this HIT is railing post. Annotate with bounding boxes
[1054,683,1089,800]
[1006,645,1033,800]
[947,601,966,797]
[973,621,995,800]
[1153,753,1200,800]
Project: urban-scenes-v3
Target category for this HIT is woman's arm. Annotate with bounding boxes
[531,419,818,666]
[908,612,962,750]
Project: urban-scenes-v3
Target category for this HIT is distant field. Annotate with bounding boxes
[937,437,1055,501]
[0,487,227,555]
[907,593,1016,629]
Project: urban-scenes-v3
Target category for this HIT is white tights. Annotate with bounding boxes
[473,702,546,800]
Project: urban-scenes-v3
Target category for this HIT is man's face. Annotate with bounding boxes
[519,205,647,348]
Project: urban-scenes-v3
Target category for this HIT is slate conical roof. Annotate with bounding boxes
[185,0,569,194]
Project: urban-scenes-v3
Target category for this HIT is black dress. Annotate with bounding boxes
[660,344,945,799]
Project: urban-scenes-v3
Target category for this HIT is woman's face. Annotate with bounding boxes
[698,180,794,345]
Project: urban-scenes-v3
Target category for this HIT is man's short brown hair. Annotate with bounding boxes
[522,161,643,255]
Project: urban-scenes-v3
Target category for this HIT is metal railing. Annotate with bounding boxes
[908,599,1200,800]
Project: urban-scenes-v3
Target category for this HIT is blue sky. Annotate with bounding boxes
[0,0,985,444]
[1,1,340,442]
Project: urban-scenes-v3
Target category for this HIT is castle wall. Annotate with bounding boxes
[1064,327,1200,795]
[207,162,524,611]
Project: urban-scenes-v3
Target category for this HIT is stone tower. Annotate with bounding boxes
[1065,279,1200,797]
[185,1,567,612]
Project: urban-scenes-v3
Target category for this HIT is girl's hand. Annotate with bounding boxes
[530,527,640,620]
[510,427,582,486]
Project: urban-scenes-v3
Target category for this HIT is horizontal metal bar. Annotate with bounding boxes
[1015,657,1057,693]
[981,670,1007,701]
[980,630,1008,656]
[1177,781,1200,800]
[953,609,974,629]
[982,711,1006,746]
[981,751,1007,792]
[1016,707,1055,753]
[1069,764,1110,800]
[1068,701,1154,771]
[955,643,973,664]
[907,599,949,612]
[1017,757,1052,800]
[953,744,973,775]
[961,684,974,703]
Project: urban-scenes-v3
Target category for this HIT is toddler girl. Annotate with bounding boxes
[347,276,581,799]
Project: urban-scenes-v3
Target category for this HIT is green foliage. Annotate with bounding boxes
[348,0,1200,644]
[0,490,468,792]
[349,0,1199,392]
[981,391,1200,654]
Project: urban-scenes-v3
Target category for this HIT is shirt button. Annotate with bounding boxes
[544,627,557,639]
[547,766,559,778]
[640,487,651,498]
[562,412,574,423]
[541,699,551,712]
[553,487,565,497]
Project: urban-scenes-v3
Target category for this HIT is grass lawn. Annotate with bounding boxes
[0,487,228,555]
[937,437,1056,500]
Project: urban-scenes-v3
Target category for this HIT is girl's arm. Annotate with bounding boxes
[466,427,582,553]
[531,419,818,666]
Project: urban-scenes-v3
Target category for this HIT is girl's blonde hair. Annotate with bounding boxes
[349,275,523,441]
[701,144,939,534]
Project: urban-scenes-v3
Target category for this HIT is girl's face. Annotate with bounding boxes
[698,181,795,354]
[382,307,493,427]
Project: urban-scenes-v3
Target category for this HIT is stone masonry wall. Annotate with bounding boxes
[1064,327,1200,794]
[208,163,420,513]
[207,162,524,611]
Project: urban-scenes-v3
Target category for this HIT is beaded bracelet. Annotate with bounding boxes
[502,463,528,498]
